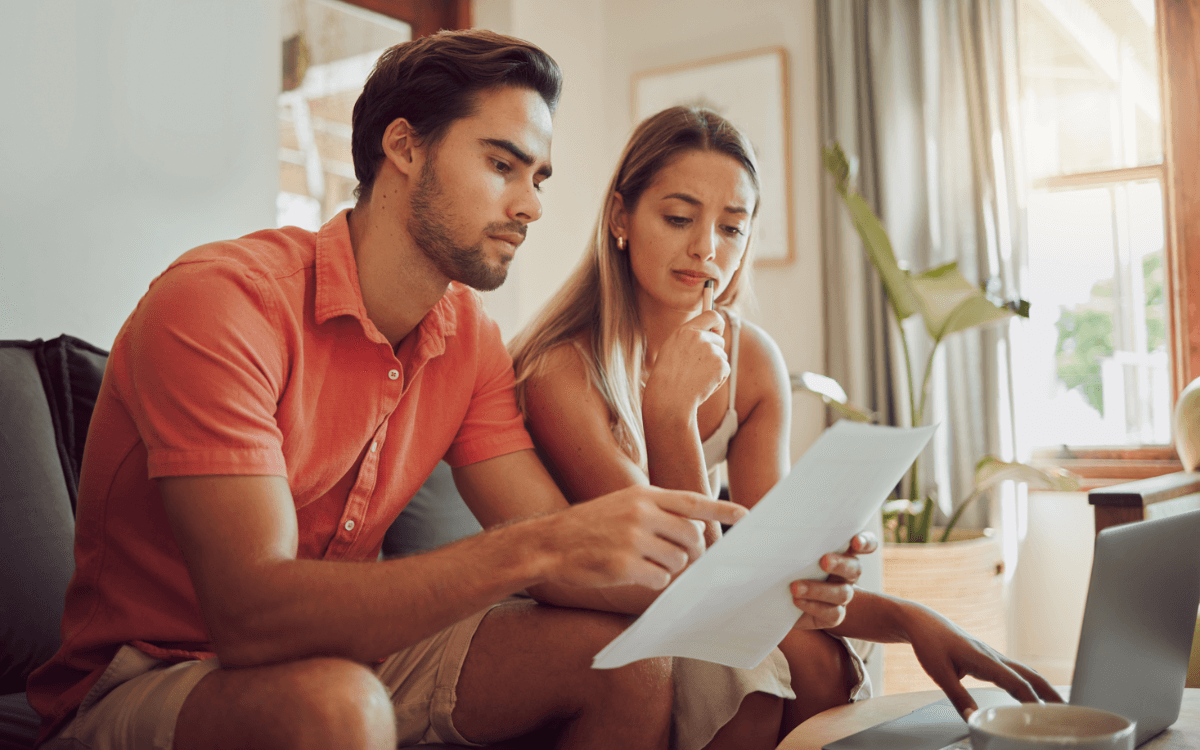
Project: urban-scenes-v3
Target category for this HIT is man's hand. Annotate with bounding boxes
[789,532,877,630]
[902,601,1064,719]
[536,484,747,591]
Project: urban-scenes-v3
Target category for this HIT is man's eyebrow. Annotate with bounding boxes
[661,192,749,215]
[481,138,552,179]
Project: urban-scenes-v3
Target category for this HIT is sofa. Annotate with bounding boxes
[0,335,487,749]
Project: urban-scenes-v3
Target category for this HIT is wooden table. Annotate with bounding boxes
[777,688,1200,750]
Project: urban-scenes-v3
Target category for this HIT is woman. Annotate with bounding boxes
[509,107,1056,749]
[508,106,864,749]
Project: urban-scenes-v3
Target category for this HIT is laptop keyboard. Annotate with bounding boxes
[823,691,1019,750]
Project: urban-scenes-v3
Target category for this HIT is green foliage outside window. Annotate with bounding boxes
[1054,253,1165,415]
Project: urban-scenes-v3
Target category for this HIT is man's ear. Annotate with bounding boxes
[381,118,423,179]
[607,192,629,247]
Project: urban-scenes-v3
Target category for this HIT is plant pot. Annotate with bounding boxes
[881,528,1006,695]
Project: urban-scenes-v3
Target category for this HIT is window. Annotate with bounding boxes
[277,0,412,231]
[1018,0,1200,481]
[1014,0,1169,449]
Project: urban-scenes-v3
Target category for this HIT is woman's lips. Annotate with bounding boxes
[672,270,712,286]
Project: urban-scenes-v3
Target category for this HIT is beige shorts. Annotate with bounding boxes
[43,604,499,750]
[671,634,872,750]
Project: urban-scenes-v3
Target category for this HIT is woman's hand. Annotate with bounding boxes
[643,309,729,421]
[789,532,877,629]
[901,599,1064,719]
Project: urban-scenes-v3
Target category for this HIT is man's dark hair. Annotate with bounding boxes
[351,29,562,201]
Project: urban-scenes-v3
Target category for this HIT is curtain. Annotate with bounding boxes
[818,0,1026,534]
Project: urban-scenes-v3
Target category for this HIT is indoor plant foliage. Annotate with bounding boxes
[817,143,1079,543]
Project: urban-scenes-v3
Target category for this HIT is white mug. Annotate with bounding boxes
[968,704,1135,750]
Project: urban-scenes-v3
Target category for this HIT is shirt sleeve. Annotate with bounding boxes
[120,257,289,479]
[443,310,534,468]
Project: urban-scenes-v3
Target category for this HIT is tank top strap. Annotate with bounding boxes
[726,310,741,406]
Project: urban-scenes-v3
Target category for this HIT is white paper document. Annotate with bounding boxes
[592,421,935,670]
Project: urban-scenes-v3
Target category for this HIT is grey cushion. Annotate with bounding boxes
[383,461,482,556]
[0,692,37,749]
[0,345,78,695]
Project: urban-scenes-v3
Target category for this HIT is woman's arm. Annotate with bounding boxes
[522,340,715,614]
[723,320,793,508]
[523,342,655,503]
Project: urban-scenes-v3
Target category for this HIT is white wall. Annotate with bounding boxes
[476,0,829,459]
[1009,490,1097,684]
[0,0,280,349]
[474,0,617,347]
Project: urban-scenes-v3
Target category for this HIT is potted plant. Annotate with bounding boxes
[812,144,1079,692]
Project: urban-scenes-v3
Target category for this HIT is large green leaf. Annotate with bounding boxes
[823,145,919,321]
[791,372,876,422]
[908,262,1028,344]
[972,455,1081,494]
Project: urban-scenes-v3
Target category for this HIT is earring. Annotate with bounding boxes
[616,236,626,251]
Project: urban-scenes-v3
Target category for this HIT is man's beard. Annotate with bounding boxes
[407,159,521,292]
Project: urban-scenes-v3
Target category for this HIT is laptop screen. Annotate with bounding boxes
[1069,508,1200,745]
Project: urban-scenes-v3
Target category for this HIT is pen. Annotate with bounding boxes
[703,278,714,311]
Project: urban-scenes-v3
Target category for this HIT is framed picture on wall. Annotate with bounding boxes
[633,47,793,266]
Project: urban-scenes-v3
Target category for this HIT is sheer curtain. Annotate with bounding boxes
[818,0,1026,536]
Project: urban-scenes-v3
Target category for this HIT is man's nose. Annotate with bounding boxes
[510,181,543,223]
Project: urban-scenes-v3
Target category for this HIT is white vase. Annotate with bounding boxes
[1175,378,1200,472]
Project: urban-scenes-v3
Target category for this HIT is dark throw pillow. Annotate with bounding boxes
[0,336,108,696]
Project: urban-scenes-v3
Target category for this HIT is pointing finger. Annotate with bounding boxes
[655,490,747,526]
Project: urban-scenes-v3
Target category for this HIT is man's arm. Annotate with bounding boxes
[159,472,745,668]
[451,450,687,613]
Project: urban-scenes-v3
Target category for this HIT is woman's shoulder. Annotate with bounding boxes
[729,315,791,402]
[522,333,613,427]
[524,333,592,390]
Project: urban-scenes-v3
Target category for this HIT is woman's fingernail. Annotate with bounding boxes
[793,583,808,596]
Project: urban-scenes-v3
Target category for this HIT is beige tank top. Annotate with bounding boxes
[701,312,741,498]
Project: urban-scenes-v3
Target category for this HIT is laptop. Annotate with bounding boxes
[826,507,1200,749]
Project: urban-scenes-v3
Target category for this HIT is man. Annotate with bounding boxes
[27,30,869,749]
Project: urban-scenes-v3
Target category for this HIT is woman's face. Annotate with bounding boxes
[614,150,756,315]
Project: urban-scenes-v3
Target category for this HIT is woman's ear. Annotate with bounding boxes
[607,192,629,249]
[380,118,423,179]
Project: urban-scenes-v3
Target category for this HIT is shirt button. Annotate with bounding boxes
[344,520,355,531]
[370,441,378,453]
[387,369,399,380]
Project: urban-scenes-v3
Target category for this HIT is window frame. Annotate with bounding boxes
[1158,0,1199,405]
[340,0,471,38]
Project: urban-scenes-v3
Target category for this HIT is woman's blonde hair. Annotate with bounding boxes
[509,106,761,470]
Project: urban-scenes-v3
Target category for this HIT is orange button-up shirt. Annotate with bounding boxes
[28,211,534,738]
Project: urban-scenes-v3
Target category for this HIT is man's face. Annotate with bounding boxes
[408,86,553,291]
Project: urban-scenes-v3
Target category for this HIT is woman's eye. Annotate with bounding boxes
[723,225,746,237]
[665,215,691,227]
[493,159,511,174]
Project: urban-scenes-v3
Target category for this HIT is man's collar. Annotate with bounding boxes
[314,210,365,326]
[313,209,458,345]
